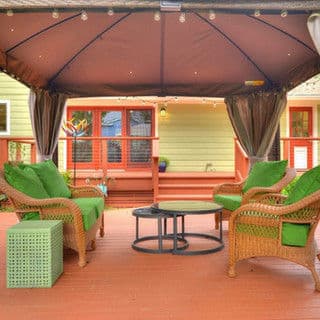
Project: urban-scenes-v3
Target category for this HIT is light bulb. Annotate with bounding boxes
[52,9,59,19]
[179,12,186,23]
[154,11,161,21]
[254,9,260,17]
[209,10,216,20]
[281,10,288,18]
[108,8,114,16]
[81,10,88,21]
[6,9,13,16]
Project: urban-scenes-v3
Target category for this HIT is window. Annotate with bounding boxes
[67,106,154,170]
[0,100,10,135]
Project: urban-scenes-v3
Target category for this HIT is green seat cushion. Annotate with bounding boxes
[284,165,320,205]
[20,160,71,198]
[242,160,288,193]
[214,194,242,211]
[72,197,104,231]
[21,212,40,221]
[4,163,49,199]
[281,222,310,247]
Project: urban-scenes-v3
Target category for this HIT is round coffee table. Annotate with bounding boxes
[151,200,224,255]
[132,207,188,254]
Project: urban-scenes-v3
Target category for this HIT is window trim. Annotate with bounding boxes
[66,105,155,170]
[0,99,10,135]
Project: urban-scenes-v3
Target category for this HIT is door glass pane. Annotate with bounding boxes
[101,111,122,163]
[128,110,152,163]
[71,111,92,163]
[292,111,309,137]
[0,103,7,132]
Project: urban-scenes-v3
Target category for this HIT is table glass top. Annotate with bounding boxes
[151,200,223,214]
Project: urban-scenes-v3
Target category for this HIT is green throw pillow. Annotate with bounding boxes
[242,160,288,193]
[285,165,320,205]
[4,163,49,199]
[281,222,310,247]
[19,160,71,198]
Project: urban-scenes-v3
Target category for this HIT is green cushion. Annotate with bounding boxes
[284,165,320,205]
[72,197,104,231]
[4,163,49,199]
[281,222,310,247]
[20,160,71,198]
[21,212,40,221]
[242,160,288,193]
[214,194,242,211]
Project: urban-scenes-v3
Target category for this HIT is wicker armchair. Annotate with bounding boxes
[213,167,296,229]
[228,192,320,291]
[0,170,105,267]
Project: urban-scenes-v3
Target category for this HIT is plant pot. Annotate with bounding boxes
[159,162,167,172]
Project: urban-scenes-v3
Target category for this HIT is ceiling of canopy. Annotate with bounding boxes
[0,0,319,98]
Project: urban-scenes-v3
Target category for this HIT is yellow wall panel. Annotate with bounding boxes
[158,103,235,172]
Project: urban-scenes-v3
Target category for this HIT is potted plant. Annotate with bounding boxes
[159,156,170,172]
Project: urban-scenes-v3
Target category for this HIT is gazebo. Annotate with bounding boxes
[0,0,320,166]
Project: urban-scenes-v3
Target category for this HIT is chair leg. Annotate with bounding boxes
[214,214,219,230]
[100,213,105,237]
[78,251,87,267]
[309,265,320,292]
[228,264,236,278]
[91,239,96,250]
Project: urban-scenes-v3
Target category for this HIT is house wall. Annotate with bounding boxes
[0,73,31,136]
[158,102,234,172]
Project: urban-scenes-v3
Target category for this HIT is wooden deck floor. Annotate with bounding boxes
[0,209,320,320]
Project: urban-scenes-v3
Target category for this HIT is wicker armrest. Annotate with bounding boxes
[213,181,245,195]
[69,185,104,198]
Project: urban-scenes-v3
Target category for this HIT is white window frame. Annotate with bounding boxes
[0,100,10,135]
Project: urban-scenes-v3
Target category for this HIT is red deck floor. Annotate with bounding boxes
[0,209,320,320]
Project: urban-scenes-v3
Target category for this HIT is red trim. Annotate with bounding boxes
[66,105,155,171]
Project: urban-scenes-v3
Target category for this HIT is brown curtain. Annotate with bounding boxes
[29,89,67,162]
[308,12,320,55]
[225,90,287,169]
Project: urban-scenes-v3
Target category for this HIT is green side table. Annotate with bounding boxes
[6,220,63,288]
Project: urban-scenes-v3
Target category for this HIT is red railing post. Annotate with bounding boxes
[0,138,8,168]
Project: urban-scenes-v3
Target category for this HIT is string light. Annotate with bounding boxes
[154,11,161,21]
[254,9,261,17]
[179,12,186,23]
[6,9,13,16]
[281,10,288,18]
[52,9,59,19]
[209,10,216,20]
[81,10,88,21]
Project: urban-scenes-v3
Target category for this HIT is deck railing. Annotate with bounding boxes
[234,137,320,180]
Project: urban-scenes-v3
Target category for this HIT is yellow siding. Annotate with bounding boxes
[158,103,234,172]
[0,73,32,136]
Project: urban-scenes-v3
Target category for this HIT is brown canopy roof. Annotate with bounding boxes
[0,0,320,97]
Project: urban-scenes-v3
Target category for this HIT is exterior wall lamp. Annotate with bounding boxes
[160,107,167,117]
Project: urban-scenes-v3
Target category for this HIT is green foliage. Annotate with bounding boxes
[282,176,300,196]
[60,170,72,185]
[159,156,170,167]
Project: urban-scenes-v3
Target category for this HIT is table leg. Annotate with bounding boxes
[135,216,139,240]
[181,215,185,240]
[164,218,167,235]
[173,214,178,252]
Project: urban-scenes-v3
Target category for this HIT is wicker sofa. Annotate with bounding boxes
[228,166,320,291]
[0,161,105,267]
[213,160,296,229]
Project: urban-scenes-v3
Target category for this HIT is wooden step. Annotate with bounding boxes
[155,194,213,201]
[159,183,218,189]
